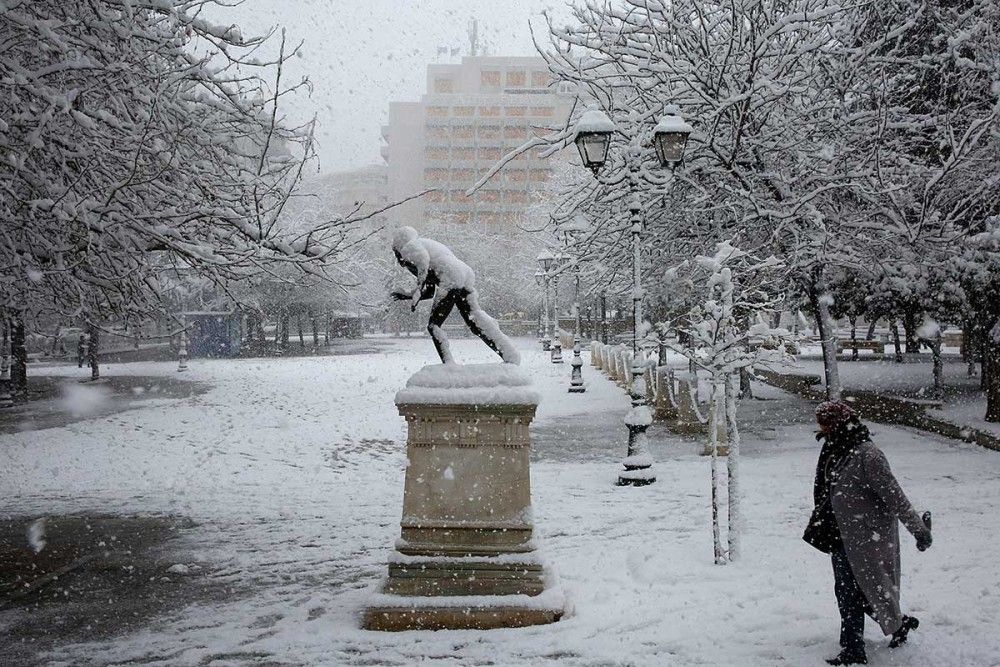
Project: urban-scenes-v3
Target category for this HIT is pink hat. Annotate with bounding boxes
[815,400,855,429]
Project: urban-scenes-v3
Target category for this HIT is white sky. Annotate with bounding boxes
[208,0,573,174]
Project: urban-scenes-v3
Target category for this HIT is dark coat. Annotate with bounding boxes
[828,439,929,635]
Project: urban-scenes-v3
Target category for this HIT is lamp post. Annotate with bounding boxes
[534,269,549,351]
[557,216,592,393]
[573,105,693,486]
[536,250,554,351]
[549,257,563,364]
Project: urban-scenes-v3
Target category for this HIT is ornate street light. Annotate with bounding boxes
[572,104,694,487]
[557,216,592,393]
[549,252,566,364]
[652,105,693,168]
[534,269,548,350]
[573,108,615,175]
[536,250,555,352]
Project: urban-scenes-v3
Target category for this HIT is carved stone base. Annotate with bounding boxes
[363,364,563,631]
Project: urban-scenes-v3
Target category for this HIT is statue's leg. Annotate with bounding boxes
[428,294,456,364]
[456,289,521,364]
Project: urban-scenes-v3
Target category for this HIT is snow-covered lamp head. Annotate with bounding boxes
[652,105,693,168]
[573,108,615,175]
[536,248,555,273]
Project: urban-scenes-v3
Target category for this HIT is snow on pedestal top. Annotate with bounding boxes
[395,363,540,406]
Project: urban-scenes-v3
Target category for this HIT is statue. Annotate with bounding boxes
[391,226,520,365]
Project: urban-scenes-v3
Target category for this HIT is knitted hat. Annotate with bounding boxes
[815,400,855,429]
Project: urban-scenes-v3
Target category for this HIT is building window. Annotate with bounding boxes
[529,169,551,182]
[478,125,501,140]
[424,168,448,183]
[452,147,475,161]
[427,106,449,117]
[505,106,526,117]
[530,106,554,117]
[426,126,449,139]
[478,147,501,161]
[451,168,475,182]
[481,70,501,90]
[433,78,454,93]
[453,125,474,139]
[479,106,501,117]
[506,70,526,87]
[531,70,551,88]
[425,147,448,160]
[454,106,475,117]
[503,126,527,139]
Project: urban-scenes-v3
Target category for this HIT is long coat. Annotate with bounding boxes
[829,440,928,635]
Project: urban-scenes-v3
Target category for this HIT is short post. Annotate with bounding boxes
[178,330,189,372]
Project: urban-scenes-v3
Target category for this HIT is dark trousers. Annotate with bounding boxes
[428,288,509,363]
[832,548,868,653]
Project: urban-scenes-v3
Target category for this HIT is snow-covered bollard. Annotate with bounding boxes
[177,330,189,372]
[550,335,563,363]
[568,336,586,393]
[363,363,564,631]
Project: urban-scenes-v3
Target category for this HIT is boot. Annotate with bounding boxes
[826,649,868,665]
[888,615,919,649]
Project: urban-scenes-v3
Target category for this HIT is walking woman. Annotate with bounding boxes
[804,401,932,665]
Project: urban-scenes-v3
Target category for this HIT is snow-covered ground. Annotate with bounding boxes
[3,338,1000,666]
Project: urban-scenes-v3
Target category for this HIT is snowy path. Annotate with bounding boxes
[2,338,999,666]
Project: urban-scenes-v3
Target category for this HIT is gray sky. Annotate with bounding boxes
[209,0,573,174]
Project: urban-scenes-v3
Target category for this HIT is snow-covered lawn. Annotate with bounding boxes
[3,338,999,666]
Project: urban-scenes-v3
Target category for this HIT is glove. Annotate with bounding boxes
[916,530,932,552]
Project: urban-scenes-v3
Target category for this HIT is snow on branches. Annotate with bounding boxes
[0,0,363,321]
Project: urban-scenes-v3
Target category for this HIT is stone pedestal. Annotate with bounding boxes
[363,363,564,631]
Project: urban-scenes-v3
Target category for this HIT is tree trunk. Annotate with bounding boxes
[810,289,841,400]
[986,320,1000,423]
[725,375,741,562]
[850,316,858,361]
[311,311,319,348]
[902,311,920,354]
[962,321,978,378]
[891,319,903,363]
[866,318,877,341]
[1,317,9,379]
[88,322,100,380]
[738,367,753,399]
[930,335,944,400]
[709,375,725,565]
[297,312,305,349]
[11,313,28,395]
[324,312,330,345]
[280,310,290,351]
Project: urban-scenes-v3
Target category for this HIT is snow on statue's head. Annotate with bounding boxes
[392,226,419,256]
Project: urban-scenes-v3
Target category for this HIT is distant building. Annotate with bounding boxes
[296,164,389,225]
[382,56,576,232]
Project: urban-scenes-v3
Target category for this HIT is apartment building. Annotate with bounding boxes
[382,56,576,231]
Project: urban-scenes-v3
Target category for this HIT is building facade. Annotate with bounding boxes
[382,56,576,232]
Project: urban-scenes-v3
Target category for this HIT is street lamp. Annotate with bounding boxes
[536,250,555,352]
[534,269,548,351]
[574,108,616,176]
[549,252,565,364]
[557,216,592,393]
[573,104,693,487]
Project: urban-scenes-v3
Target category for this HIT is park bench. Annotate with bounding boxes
[836,339,885,355]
